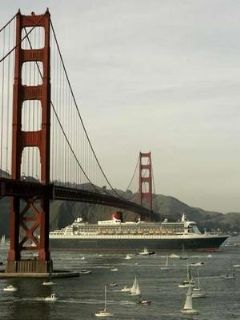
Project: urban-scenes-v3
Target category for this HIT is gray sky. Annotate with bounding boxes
[2,0,240,213]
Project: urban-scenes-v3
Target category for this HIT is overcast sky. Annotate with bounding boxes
[2,0,240,213]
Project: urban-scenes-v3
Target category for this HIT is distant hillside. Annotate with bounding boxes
[0,189,240,236]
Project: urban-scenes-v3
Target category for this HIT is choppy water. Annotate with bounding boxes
[1,243,240,320]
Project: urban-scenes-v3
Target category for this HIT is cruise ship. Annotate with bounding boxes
[49,213,228,251]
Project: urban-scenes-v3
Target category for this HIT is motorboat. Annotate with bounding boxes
[3,285,17,292]
[95,285,113,317]
[137,299,151,305]
[110,267,118,272]
[169,253,180,259]
[109,282,117,287]
[44,293,57,302]
[190,261,204,267]
[138,247,155,256]
[42,281,55,286]
[79,269,92,275]
[223,273,236,280]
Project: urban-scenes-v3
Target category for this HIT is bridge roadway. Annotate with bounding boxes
[0,177,154,218]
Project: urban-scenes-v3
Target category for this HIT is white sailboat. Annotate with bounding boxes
[0,234,6,246]
[95,285,113,317]
[130,276,141,296]
[180,244,188,260]
[178,264,195,288]
[192,271,206,298]
[160,255,169,270]
[223,262,236,279]
[181,285,199,315]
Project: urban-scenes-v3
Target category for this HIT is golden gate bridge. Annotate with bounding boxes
[0,10,157,275]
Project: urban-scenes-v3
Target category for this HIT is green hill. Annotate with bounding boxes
[0,191,239,236]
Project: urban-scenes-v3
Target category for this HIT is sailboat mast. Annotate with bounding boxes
[104,285,107,311]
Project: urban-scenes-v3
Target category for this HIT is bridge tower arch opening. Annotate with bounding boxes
[6,10,52,273]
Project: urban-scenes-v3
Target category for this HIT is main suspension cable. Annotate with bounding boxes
[50,20,120,198]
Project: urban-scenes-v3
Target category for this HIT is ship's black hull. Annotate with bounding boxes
[50,236,228,251]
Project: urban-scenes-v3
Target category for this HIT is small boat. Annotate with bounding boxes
[110,267,118,272]
[80,256,85,260]
[95,285,113,317]
[190,261,204,267]
[0,234,6,246]
[109,282,117,287]
[137,299,151,305]
[121,285,131,292]
[79,269,92,275]
[223,262,236,279]
[223,273,236,280]
[130,276,141,296]
[138,247,155,256]
[192,272,206,298]
[160,255,169,270]
[169,253,180,259]
[178,265,195,288]
[180,244,188,260]
[44,293,57,302]
[42,281,55,286]
[125,254,132,260]
[181,285,199,315]
[3,285,17,292]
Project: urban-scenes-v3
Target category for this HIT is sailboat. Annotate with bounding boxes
[95,285,113,317]
[223,262,236,279]
[178,264,195,288]
[0,235,6,246]
[181,285,199,315]
[180,244,188,260]
[160,255,169,270]
[130,276,141,296]
[192,271,206,298]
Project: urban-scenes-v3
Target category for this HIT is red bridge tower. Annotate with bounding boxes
[6,10,52,273]
[139,152,153,212]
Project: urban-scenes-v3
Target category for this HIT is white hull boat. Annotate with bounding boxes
[138,247,155,256]
[44,293,57,302]
[181,285,199,315]
[95,285,113,317]
[130,276,141,296]
[3,285,17,292]
[192,272,206,298]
